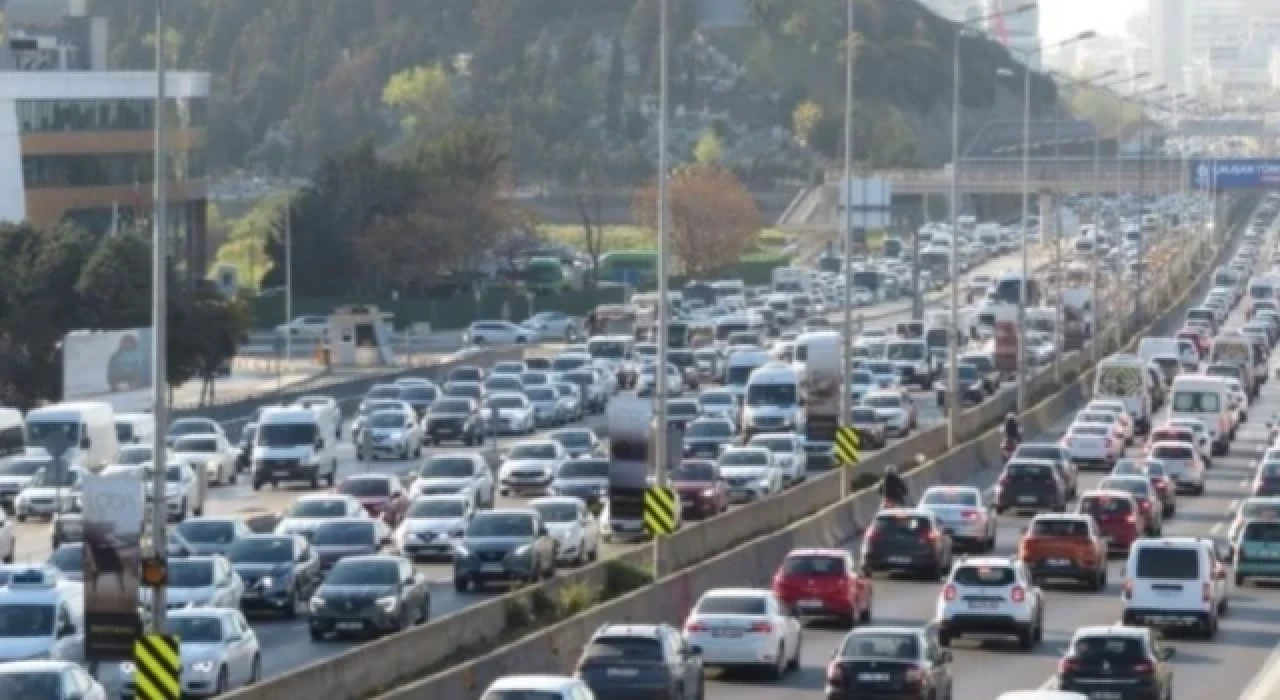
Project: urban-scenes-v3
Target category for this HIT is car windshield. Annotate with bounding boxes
[30,467,79,488]
[533,502,578,523]
[887,343,924,361]
[1243,521,1280,539]
[701,393,732,405]
[865,394,902,409]
[469,513,535,537]
[1100,478,1147,497]
[952,566,1016,586]
[402,387,437,402]
[1242,501,1280,520]
[719,450,767,466]
[963,355,992,370]
[169,616,224,643]
[782,555,846,576]
[839,632,919,660]
[851,408,879,423]
[553,356,587,371]
[746,383,797,407]
[1080,495,1132,515]
[288,499,348,518]
[228,538,292,563]
[955,365,980,381]
[369,412,407,428]
[176,520,236,545]
[1015,445,1062,461]
[169,559,214,588]
[751,438,793,452]
[510,444,556,460]
[852,371,873,385]
[420,457,474,478]
[1072,425,1108,436]
[671,462,716,481]
[688,421,732,438]
[258,423,317,447]
[0,604,55,637]
[551,430,593,447]
[117,447,153,465]
[558,460,608,479]
[585,636,663,662]
[526,388,556,401]
[668,402,697,416]
[867,362,894,375]
[1031,518,1089,537]
[313,522,376,546]
[921,489,978,506]
[168,420,213,437]
[365,386,402,400]
[0,459,50,476]
[431,399,472,414]
[696,595,767,615]
[1172,390,1221,412]
[339,478,390,498]
[873,515,930,534]
[1152,445,1193,459]
[326,560,398,586]
[407,499,467,518]
[48,544,82,573]
[486,396,525,410]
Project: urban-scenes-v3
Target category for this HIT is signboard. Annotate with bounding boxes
[63,328,153,401]
[1189,159,1280,191]
[81,473,145,661]
[837,177,892,229]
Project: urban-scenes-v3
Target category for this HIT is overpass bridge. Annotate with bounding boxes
[859,157,1190,196]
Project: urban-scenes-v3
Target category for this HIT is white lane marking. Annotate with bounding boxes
[1230,499,1241,513]
[1210,522,1224,535]
[1038,676,1056,690]
[1241,642,1280,700]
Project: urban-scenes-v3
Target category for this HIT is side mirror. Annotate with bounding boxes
[57,622,76,639]
[1160,647,1175,661]
[939,650,953,663]
[80,437,91,449]
[538,526,549,537]
[315,439,325,450]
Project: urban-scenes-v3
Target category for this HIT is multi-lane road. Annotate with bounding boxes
[29,246,1053,683]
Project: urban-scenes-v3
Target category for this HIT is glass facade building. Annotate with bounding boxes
[22,150,207,188]
[16,97,206,133]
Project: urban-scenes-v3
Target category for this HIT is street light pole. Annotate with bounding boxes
[946,25,960,448]
[1016,54,1032,412]
[284,195,292,372]
[839,0,854,498]
[652,0,670,577]
[148,0,169,633]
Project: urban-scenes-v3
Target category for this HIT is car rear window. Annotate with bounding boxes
[1152,429,1193,442]
[1080,496,1132,515]
[952,566,1016,586]
[1007,462,1052,479]
[1031,519,1089,537]
[873,515,931,535]
[696,596,767,615]
[782,555,846,577]
[1134,547,1200,580]
[1243,521,1280,540]
[1260,463,1280,478]
[584,637,663,662]
[1072,636,1147,661]
[1151,445,1193,459]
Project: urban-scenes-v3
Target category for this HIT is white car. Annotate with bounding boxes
[717,447,783,503]
[0,507,15,563]
[1121,537,1228,637]
[1075,409,1131,446]
[747,432,807,486]
[918,485,997,553]
[498,440,570,497]
[465,320,531,346]
[274,493,366,539]
[1083,401,1135,442]
[484,392,536,435]
[13,467,83,522]
[409,452,495,507]
[274,314,328,339]
[295,395,343,439]
[171,433,238,486]
[481,676,596,700]
[548,427,600,459]
[1062,421,1125,470]
[1164,417,1212,461]
[166,417,228,447]
[2,661,108,700]
[360,409,422,460]
[849,370,876,404]
[134,462,204,522]
[138,555,243,611]
[1224,378,1249,422]
[0,452,54,512]
[696,389,740,424]
[637,363,684,397]
[681,588,803,677]
[1147,441,1207,495]
[935,556,1045,649]
[530,496,601,566]
[522,311,581,341]
[862,390,915,437]
[120,608,260,698]
[395,494,474,560]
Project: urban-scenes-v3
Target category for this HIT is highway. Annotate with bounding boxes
[22,245,1053,683]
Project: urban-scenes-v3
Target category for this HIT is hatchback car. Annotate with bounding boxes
[770,548,873,626]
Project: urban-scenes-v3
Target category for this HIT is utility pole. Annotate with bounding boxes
[652,0,670,577]
[148,0,170,633]
[838,0,855,498]
[284,195,293,368]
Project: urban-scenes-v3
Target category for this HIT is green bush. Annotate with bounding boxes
[602,558,654,600]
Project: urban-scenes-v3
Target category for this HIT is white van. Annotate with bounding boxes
[1168,375,1232,456]
[1137,337,1194,368]
[0,568,84,661]
[1121,537,1228,638]
[1209,332,1266,388]
[113,413,155,447]
[251,407,339,490]
[1093,355,1153,434]
[742,361,804,438]
[0,409,25,466]
[724,348,772,401]
[23,403,117,472]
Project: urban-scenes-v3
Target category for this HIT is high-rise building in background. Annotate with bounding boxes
[1149,0,1188,91]
[982,0,1041,69]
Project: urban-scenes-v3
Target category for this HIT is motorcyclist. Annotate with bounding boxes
[1003,411,1022,445]
[880,465,909,507]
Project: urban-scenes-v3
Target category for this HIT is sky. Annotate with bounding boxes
[1038,0,1145,43]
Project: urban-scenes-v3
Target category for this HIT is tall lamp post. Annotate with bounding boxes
[1014,31,1096,413]
[945,2,1035,448]
[1125,83,1166,324]
[148,0,170,634]
[838,0,855,498]
[653,0,671,575]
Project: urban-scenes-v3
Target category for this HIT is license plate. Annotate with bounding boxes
[1018,495,1037,503]
[730,490,750,499]
[798,599,824,608]
[337,621,363,631]
[969,601,998,610]
[712,629,743,638]
[1049,558,1071,566]
[274,470,292,477]
[606,668,639,677]
[888,556,912,564]
[480,563,505,573]
[859,672,891,682]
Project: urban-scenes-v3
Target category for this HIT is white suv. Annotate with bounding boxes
[1121,537,1229,639]
[935,556,1045,649]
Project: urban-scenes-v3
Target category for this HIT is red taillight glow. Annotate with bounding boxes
[1126,514,1137,524]
[1140,500,1151,511]
[1058,658,1079,674]
[685,620,707,633]
[1132,662,1154,674]
[963,509,980,521]
[924,529,940,542]
[749,621,773,633]
[1122,580,1132,599]
[904,667,925,684]
[1010,585,1026,603]
[943,584,958,601]
[827,661,844,683]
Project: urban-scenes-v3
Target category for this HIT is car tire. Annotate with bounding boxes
[767,643,786,680]
[284,589,298,619]
[249,655,261,684]
[787,633,802,671]
[214,667,228,695]
[229,468,237,485]
[309,627,323,642]
[938,628,952,647]
[1017,624,1036,650]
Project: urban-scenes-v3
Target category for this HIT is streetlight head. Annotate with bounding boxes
[1075,30,1098,41]
[1014,2,1036,13]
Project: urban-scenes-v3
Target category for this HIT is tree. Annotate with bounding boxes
[632,165,762,278]
[693,129,723,165]
[168,287,250,405]
[382,62,458,142]
[792,100,823,146]
[76,232,153,329]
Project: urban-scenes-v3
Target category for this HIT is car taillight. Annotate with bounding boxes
[1122,580,1132,600]
[943,584,957,601]
[865,527,882,542]
[826,661,844,683]
[749,621,773,633]
[1105,438,1115,449]
[1132,661,1154,675]
[1126,514,1137,524]
[685,620,707,633]
[1139,499,1151,511]
[924,529,939,542]
[904,667,925,684]
[963,509,980,521]
[1058,658,1080,674]
[1202,583,1212,603]
[1010,585,1026,603]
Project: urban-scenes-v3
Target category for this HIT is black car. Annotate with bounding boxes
[311,518,389,571]
[683,418,736,459]
[934,363,986,408]
[575,623,704,700]
[453,509,557,591]
[307,555,431,640]
[825,626,953,700]
[860,511,954,579]
[1011,443,1078,499]
[423,398,485,446]
[1056,626,1175,700]
[995,459,1067,514]
[228,534,322,618]
[448,364,485,383]
[666,399,700,430]
[400,385,439,419]
[850,407,888,450]
[235,423,257,472]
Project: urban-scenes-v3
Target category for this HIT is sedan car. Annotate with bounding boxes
[166,417,226,447]
[484,392,536,436]
[499,440,570,497]
[637,363,684,397]
[696,388,740,424]
[394,495,474,561]
[138,555,244,611]
[465,320,531,346]
[409,452,495,507]
[119,608,261,698]
[358,409,422,460]
[453,509,557,591]
[1097,476,1164,536]
[530,496,600,566]
[669,459,729,519]
[336,474,409,526]
[862,390,916,437]
[717,447,783,504]
[274,494,366,540]
[824,626,954,699]
[683,418,737,459]
[548,427,600,459]
[228,534,321,618]
[849,407,888,450]
[1062,421,1125,471]
[310,517,392,571]
[308,555,431,639]
[170,433,238,487]
[747,432,807,486]
[422,398,486,446]
[918,485,996,553]
[525,386,566,428]
[681,588,802,677]
[771,548,872,626]
[174,517,255,557]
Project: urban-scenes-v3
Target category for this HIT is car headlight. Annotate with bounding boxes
[190,660,216,674]
[376,595,399,611]
[309,597,325,612]
[513,544,533,558]
[120,662,135,673]
[389,431,404,440]
[453,544,471,559]
[756,478,771,487]
[258,576,274,589]
[701,488,715,498]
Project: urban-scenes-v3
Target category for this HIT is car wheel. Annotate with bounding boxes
[229,468,237,485]
[454,577,470,593]
[214,667,228,695]
[284,588,299,619]
[249,655,261,684]
[767,643,786,680]
[787,632,802,671]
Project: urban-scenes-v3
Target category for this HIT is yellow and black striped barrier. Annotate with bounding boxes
[132,634,180,700]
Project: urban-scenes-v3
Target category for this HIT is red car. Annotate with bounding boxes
[1177,327,1209,359]
[336,474,409,526]
[669,460,728,519]
[771,548,873,626]
[1076,490,1144,556]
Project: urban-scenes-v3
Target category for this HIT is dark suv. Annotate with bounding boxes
[307,555,430,640]
[995,459,1067,514]
[424,398,485,446]
[575,623,704,700]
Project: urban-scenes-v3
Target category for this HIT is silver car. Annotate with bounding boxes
[138,556,244,612]
[524,386,563,428]
[120,608,260,698]
[917,485,997,553]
